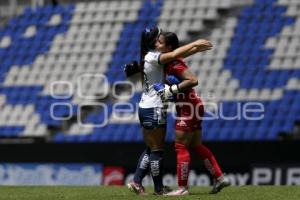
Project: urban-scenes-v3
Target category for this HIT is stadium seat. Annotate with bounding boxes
[0,0,300,141]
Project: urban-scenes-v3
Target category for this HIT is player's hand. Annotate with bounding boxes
[193,39,213,50]
[166,75,181,85]
[153,83,179,102]
[124,60,140,77]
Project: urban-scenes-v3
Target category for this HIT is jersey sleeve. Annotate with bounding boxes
[145,51,161,66]
[170,60,188,77]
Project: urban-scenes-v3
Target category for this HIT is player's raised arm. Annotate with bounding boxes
[182,40,213,58]
[159,39,213,64]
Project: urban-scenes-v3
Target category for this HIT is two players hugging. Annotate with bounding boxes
[124,60,181,102]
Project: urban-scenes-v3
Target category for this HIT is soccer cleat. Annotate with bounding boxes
[164,187,189,196]
[210,174,230,194]
[153,186,173,195]
[127,180,146,195]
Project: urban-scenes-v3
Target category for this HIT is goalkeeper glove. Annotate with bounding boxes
[153,83,179,102]
[124,60,140,77]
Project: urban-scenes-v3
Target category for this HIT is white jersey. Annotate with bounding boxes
[139,51,165,108]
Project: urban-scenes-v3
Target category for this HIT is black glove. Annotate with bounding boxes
[124,60,140,77]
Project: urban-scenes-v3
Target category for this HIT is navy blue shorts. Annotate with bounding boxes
[138,107,167,129]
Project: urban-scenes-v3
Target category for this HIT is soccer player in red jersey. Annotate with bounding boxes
[154,32,230,196]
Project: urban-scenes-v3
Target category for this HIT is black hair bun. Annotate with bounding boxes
[141,27,162,50]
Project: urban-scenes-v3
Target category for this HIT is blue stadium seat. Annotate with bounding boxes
[1,0,300,142]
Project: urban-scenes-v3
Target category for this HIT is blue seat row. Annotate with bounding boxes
[54,124,144,142]
[1,1,300,142]
[23,4,74,15]
[0,126,24,137]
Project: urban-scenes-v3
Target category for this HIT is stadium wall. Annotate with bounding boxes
[0,141,299,185]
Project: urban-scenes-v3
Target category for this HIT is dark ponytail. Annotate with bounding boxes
[139,27,162,85]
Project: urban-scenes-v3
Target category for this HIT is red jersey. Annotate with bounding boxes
[165,58,202,105]
[166,58,204,131]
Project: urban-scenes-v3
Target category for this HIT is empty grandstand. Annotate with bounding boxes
[0,0,299,142]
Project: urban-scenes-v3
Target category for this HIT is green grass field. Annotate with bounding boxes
[0,186,299,200]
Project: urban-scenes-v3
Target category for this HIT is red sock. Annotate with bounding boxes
[193,145,223,178]
[175,143,190,187]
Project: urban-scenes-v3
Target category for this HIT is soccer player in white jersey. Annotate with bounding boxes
[126,27,212,195]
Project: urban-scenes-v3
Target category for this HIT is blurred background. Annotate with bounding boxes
[0,0,300,186]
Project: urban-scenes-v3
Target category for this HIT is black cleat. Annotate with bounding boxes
[210,174,230,194]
